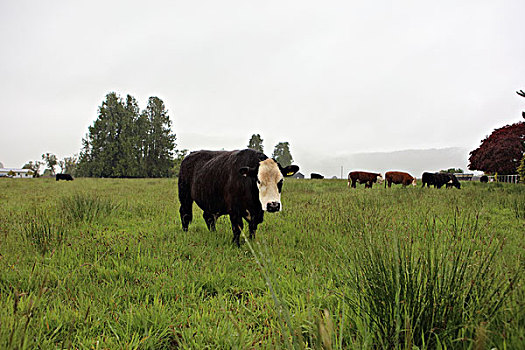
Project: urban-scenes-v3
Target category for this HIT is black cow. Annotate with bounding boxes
[480,175,489,183]
[178,149,299,246]
[310,173,324,179]
[445,174,461,189]
[56,173,74,181]
[421,172,460,189]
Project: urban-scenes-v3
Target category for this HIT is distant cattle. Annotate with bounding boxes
[421,172,435,188]
[310,173,324,179]
[56,173,74,181]
[348,171,383,189]
[178,149,299,246]
[444,174,461,189]
[421,172,460,189]
[480,175,489,183]
[385,171,416,188]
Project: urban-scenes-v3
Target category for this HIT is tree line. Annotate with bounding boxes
[22,90,523,180]
[22,93,295,178]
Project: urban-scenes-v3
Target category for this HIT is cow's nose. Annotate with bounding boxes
[267,202,280,212]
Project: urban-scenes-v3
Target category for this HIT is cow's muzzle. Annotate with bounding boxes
[266,202,281,213]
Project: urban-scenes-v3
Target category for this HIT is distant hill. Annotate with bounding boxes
[296,147,471,179]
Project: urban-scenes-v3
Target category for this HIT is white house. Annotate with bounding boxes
[0,168,34,178]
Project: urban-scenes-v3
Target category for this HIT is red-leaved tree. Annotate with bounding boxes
[468,122,525,174]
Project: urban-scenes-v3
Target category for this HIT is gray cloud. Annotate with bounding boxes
[1,1,524,169]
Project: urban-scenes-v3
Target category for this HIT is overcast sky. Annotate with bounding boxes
[1,1,524,175]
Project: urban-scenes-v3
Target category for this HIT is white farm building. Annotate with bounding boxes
[0,168,34,178]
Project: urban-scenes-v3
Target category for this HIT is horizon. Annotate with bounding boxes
[1,145,476,180]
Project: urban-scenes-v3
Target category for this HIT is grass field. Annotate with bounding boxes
[0,178,523,349]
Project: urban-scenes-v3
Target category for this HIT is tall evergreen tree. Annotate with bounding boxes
[141,97,176,177]
[77,92,176,178]
[78,92,130,177]
[272,142,293,167]
[247,134,264,153]
[121,95,142,177]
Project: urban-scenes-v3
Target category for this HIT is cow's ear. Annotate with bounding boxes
[239,166,258,177]
[280,165,299,177]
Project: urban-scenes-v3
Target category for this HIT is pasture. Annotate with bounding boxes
[0,178,523,349]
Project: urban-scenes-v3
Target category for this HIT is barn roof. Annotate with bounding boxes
[0,168,32,173]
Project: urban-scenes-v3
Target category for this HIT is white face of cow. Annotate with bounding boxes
[377,174,384,183]
[411,178,417,186]
[257,159,284,212]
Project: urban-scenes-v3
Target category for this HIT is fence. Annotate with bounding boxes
[488,175,521,183]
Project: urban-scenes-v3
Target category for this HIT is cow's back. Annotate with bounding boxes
[422,172,433,183]
[179,151,223,188]
[386,171,413,184]
[180,149,266,214]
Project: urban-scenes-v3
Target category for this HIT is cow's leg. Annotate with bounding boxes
[245,211,263,240]
[229,214,244,247]
[203,211,216,231]
[248,222,257,240]
[352,179,357,188]
[178,181,193,231]
[179,205,193,231]
[242,217,256,240]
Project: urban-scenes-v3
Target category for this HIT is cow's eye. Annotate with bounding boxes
[277,179,283,192]
[257,179,261,185]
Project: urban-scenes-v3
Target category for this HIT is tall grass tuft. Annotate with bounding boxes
[21,208,67,255]
[347,226,520,348]
[512,198,525,219]
[60,192,120,223]
[242,232,302,350]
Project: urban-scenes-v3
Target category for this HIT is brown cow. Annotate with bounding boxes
[348,171,383,189]
[385,171,416,188]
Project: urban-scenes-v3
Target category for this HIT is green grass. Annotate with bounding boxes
[0,178,523,348]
